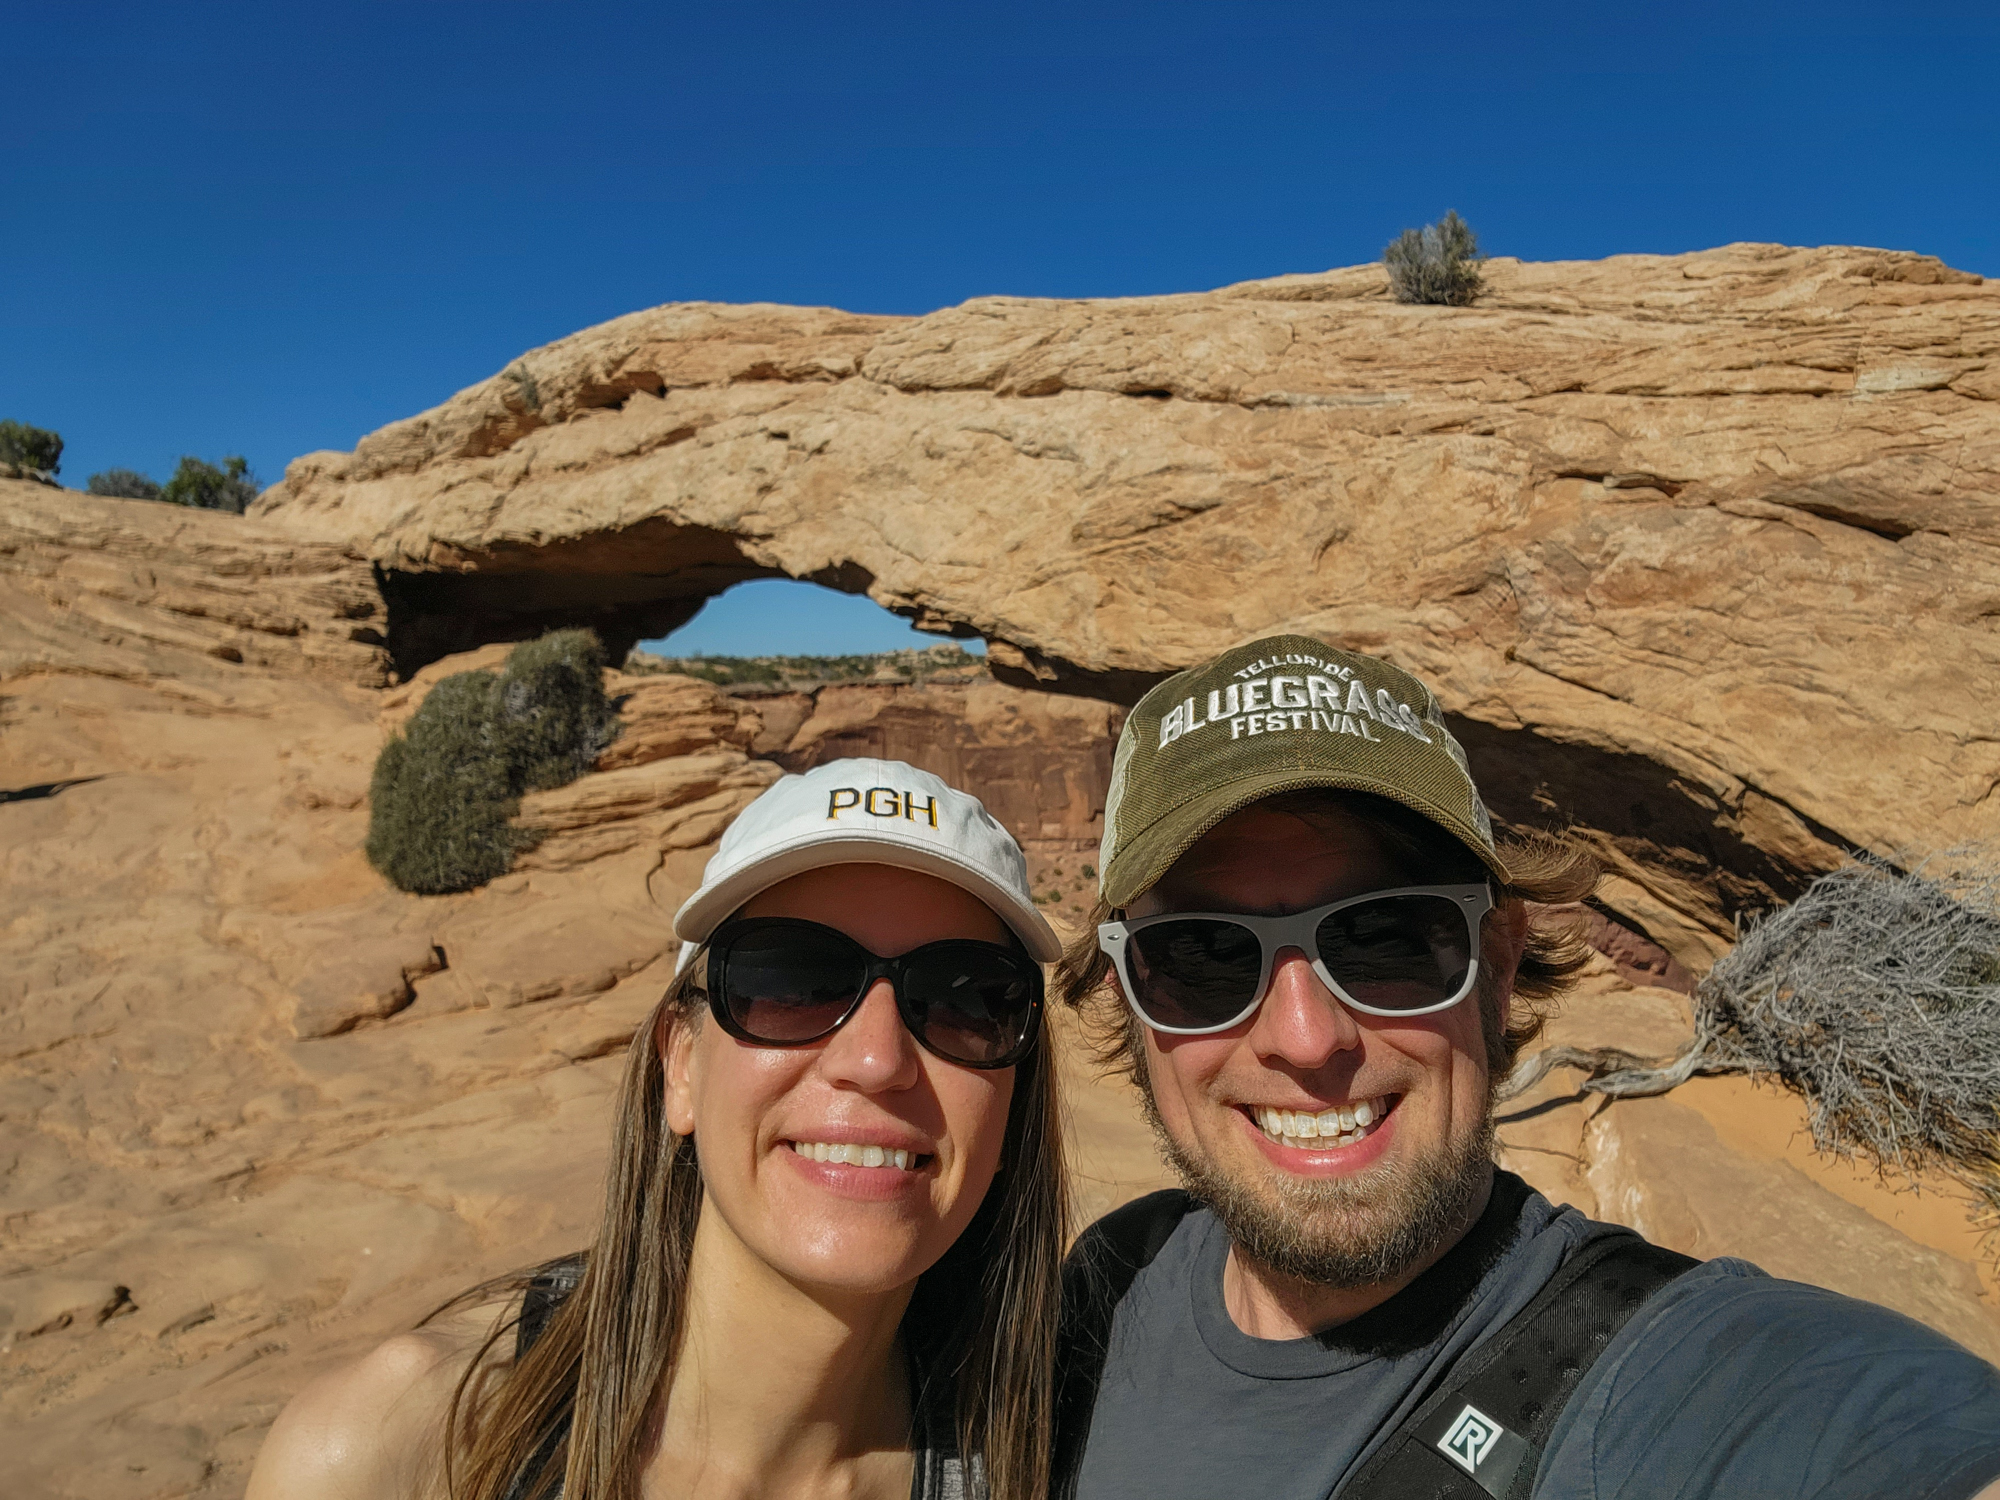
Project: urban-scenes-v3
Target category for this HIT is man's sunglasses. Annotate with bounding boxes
[1096,883,1493,1035]
[705,917,1043,1070]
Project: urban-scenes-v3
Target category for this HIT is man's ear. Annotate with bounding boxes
[662,1011,700,1138]
[1484,898,1530,1028]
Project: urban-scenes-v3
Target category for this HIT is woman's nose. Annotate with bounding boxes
[818,978,922,1092]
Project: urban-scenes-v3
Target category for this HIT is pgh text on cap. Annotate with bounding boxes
[674,757,1062,964]
[1098,634,1503,909]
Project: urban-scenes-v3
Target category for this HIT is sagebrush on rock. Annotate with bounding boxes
[496,628,620,790]
[0,419,64,477]
[1383,211,1485,306]
[1503,853,2000,1239]
[87,468,163,500]
[366,629,621,894]
[366,672,524,894]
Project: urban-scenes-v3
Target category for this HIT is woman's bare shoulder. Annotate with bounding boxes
[246,1325,492,1500]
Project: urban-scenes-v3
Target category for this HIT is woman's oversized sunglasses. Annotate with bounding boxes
[705,917,1044,1070]
[1096,883,1493,1035]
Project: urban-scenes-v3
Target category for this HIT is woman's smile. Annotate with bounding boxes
[783,1137,934,1200]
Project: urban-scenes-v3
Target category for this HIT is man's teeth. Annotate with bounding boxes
[790,1141,919,1171]
[1253,1098,1387,1149]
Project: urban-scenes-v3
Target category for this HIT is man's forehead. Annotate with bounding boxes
[1137,800,1402,914]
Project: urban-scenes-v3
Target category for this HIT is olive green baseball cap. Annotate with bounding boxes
[1098,634,1503,907]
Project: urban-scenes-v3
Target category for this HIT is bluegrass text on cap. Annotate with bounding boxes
[1098,634,1502,909]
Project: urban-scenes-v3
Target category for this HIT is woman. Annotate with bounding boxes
[249,758,1067,1500]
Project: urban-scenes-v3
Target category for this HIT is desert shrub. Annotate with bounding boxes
[366,672,524,894]
[626,645,984,688]
[1697,855,2000,1223]
[161,455,259,513]
[87,468,163,500]
[494,627,620,791]
[366,630,621,894]
[1383,210,1486,307]
[0,420,64,476]
[1503,853,2000,1238]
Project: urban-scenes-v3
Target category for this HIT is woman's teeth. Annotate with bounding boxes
[1253,1098,1388,1150]
[790,1141,920,1171]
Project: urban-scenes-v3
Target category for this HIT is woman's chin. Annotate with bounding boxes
[767,1234,941,1298]
[735,1178,952,1296]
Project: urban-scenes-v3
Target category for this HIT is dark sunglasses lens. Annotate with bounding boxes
[1315,894,1474,1011]
[1126,918,1264,1029]
[717,924,863,1042]
[899,946,1040,1065]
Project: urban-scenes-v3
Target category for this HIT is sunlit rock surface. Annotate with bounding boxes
[255,243,2000,969]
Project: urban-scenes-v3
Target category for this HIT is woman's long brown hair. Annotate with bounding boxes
[433,947,1067,1500]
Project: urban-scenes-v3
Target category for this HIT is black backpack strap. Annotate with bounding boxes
[516,1254,586,1359]
[504,1255,587,1500]
[1053,1190,1197,1499]
[1338,1233,1697,1500]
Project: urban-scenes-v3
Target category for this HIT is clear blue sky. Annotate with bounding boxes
[6,1,1995,655]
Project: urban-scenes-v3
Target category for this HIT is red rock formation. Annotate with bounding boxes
[253,244,2000,972]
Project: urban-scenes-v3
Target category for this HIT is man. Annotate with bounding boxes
[1053,634,2000,1500]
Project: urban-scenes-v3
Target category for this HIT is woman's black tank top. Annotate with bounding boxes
[504,1258,970,1499]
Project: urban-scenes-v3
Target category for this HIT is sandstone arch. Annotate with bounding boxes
[256,243,2000,965]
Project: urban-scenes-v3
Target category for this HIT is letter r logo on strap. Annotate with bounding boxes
[1439,1406,1502,1475]
[1416,1402,1535,1498]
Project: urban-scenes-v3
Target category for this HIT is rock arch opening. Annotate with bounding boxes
[372,517,898,680]
[641,576,987,663]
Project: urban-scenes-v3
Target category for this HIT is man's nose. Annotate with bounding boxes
[817,978,922,1092]
[1246,946,1362,1068]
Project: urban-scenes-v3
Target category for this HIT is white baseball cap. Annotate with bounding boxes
[673,758,1062,966]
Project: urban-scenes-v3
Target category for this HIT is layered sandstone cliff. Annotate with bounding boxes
[254,243,2000,971]
[3,480,391,688]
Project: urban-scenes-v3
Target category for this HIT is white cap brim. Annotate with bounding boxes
[674,826,1063,964]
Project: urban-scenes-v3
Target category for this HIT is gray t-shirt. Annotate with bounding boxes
[1071,1175,2000,1500]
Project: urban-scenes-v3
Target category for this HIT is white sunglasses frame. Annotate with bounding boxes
[1096,882,1494,1035]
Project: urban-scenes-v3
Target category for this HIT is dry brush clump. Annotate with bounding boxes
[0,419,63,480]
[1383,211,1486,307]
[367,629,621,894]
[1503,854,2000,1233]
[86,468,163,500]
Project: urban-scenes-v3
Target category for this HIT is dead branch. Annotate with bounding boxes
[1502,852,2000,1232]
[1496,1034,1737,1102]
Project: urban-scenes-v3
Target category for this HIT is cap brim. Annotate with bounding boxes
[1103,768,1509,909]
[674,829,1064,965]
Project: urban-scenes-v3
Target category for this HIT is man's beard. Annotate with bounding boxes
[1141,1087,1495,1290]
